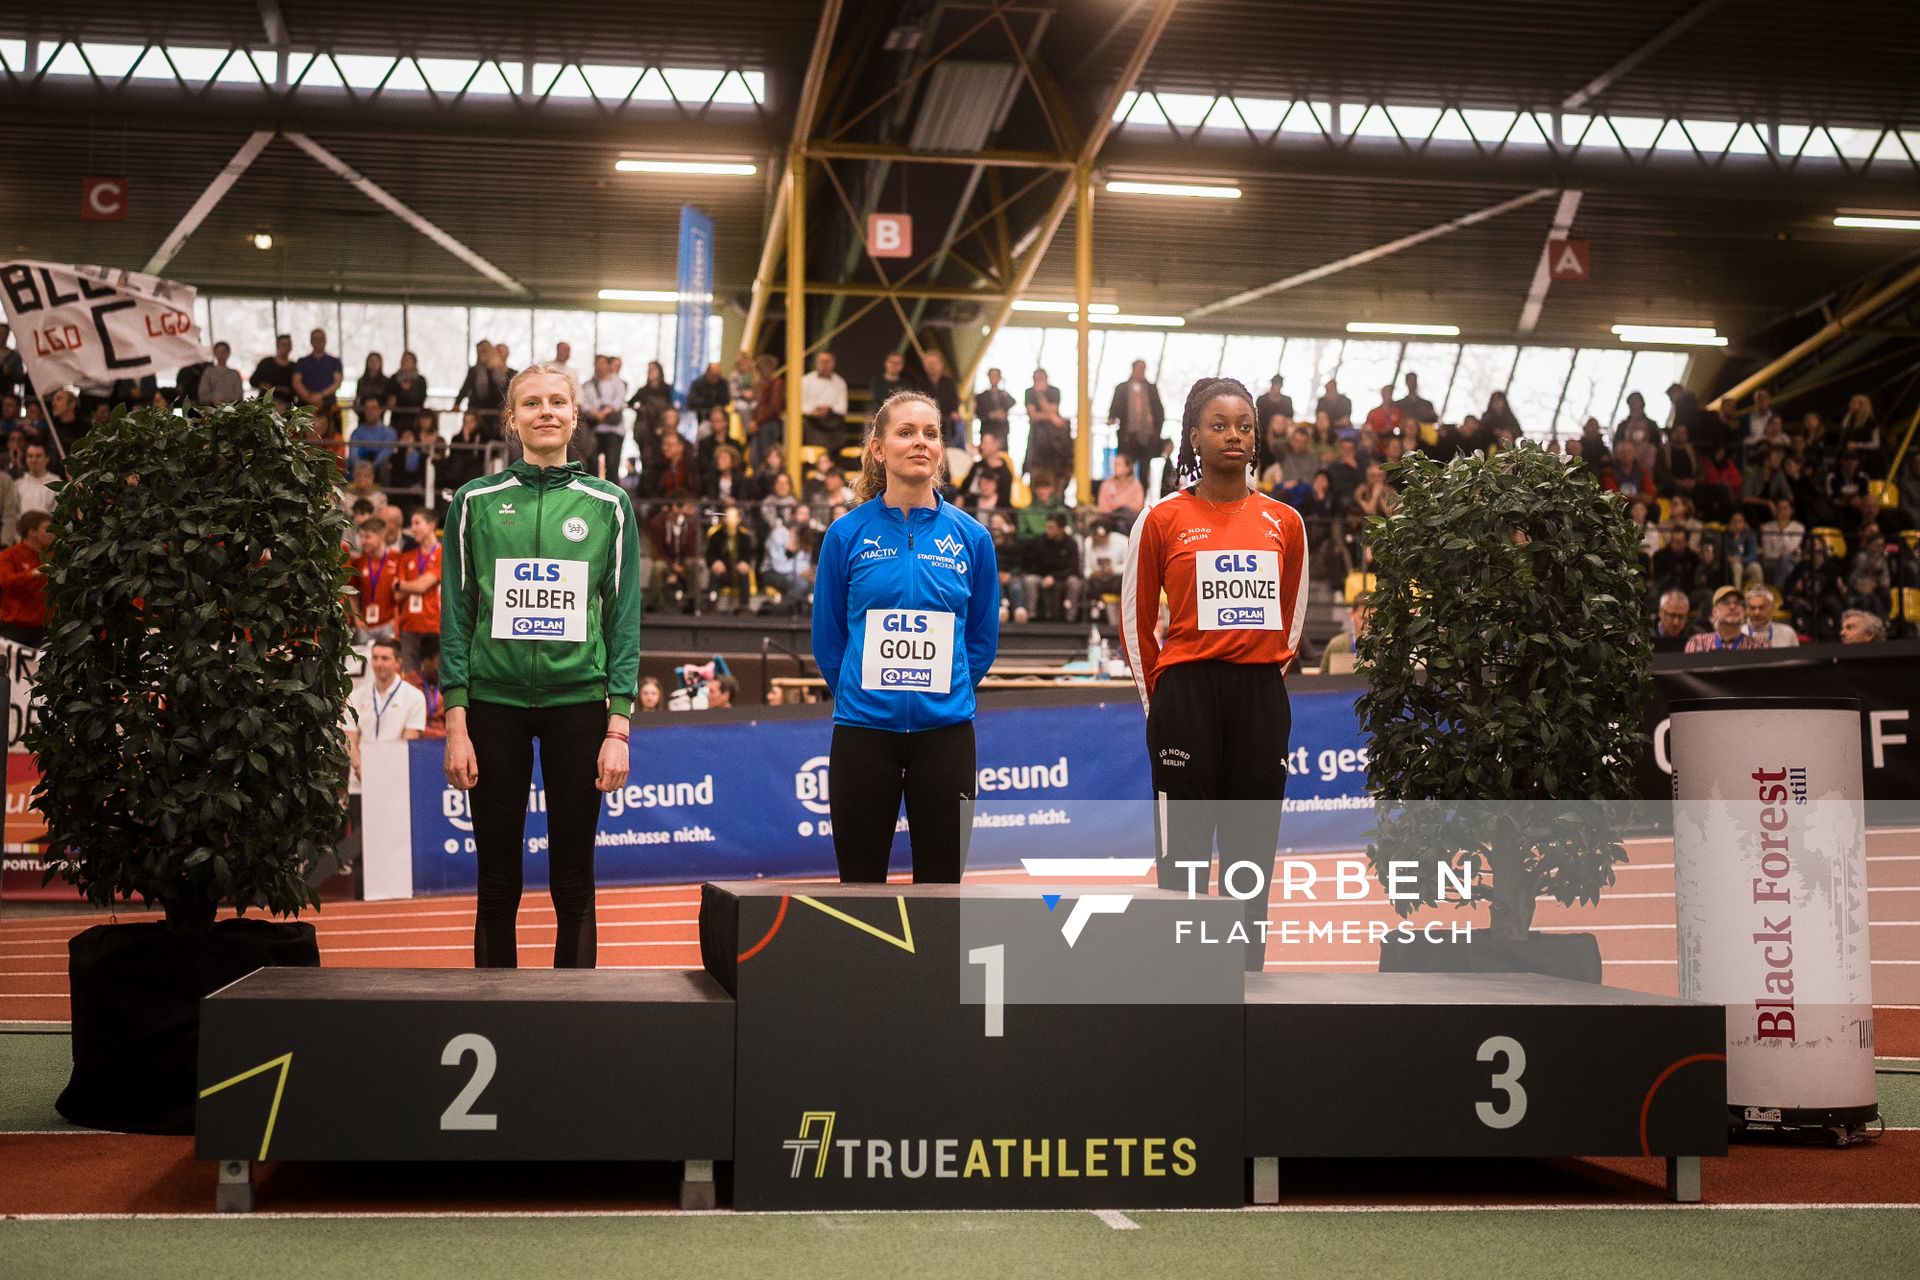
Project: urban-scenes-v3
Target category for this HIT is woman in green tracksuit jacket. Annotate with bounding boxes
[440,362,642,969]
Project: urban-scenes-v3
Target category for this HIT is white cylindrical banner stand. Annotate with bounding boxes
[1670,697,1877,1137]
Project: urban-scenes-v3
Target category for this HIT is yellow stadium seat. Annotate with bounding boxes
[1867,479,1895,505]
[1812,526,1847,555]
[1656,498,1672,523]
[1343,572,1376,603]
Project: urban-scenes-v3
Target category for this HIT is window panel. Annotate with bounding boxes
[338,302,405,406]
[533,309,596,372]
[1505,347,1575,438]
[1337,340,1402,412]
[1559,348,1633,438]
[404,306,471,421]
[1156,332,1228,413]
[279,300,339,353]
[1624,351,1694,427]
[469,308,534,369]
[595,312,664,383]
[1396,343,1457,421]
[208,298,278,376]
[1443,344,1518,423]
[1221,336,1285,394]
[1279,339,1343,418]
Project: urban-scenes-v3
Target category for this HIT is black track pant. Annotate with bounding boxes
[829,721,976,884]
[467,699,605,968]
[1147,661,1291,971]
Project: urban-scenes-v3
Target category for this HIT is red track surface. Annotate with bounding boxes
[4,831,1918,1050]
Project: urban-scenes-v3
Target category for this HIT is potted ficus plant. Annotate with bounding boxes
[1355,442,1652,982]
[29,397,352,1132]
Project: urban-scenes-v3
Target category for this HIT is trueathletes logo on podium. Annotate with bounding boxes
[783,1110,1198,1181]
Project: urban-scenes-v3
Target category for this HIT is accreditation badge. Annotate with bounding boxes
[861,609,955,694]
[491,559,590,642]
[1194,549,1282,630]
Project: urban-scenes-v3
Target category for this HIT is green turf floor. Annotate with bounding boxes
[3,1208,1919,1280]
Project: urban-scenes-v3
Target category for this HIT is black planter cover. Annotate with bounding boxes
[57,917,320,1134]
[1378,929,1603,984]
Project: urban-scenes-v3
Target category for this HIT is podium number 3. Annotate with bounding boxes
[440,1033,500,1131]
[1475,1035,1527,1129]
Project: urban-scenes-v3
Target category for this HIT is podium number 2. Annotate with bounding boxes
[440,1033,499,1131]
[1475,1035,1527,1129]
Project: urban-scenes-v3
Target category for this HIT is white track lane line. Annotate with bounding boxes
[1093,1209,1140,1229]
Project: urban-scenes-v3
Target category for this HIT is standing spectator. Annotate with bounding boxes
[1666,383,1706,446]
[1023,510,1084,623]
[1613,391,1660,451]
[454,340,509,429]
[438,411,491,496]
[1743,388,1775,448]
[729,352,760,420]
[1107,359,1166,486]
[800,352,850,451]
[403,642,447,739]
[1839,393,1880,461]
[872,351,913,407]
[760,506,814,615]
[687,361,730,428]
[975,367,1015,450]
[293,329,344,418]
[1744,585,1797,647]
[1395,372,1436,427]
[1684,586,1768,652]
[250,334,297,413]
[357,353,392,410]
[749,354,784,473]
[395,508,442,672]
[1025,368,1065,444]
[0,511,51,646]
[1839,609,1886,644]
[1022,402,1073,490]
[704,503,757,613]
[387,351,429,435]
[1651,590,1702,653]
[580,354,629,481]
[348,516,400,644]
[920,349,965,447]
[197,342,245,405]
[1362,385,1402,453]
[1481,390,1520,442]
[15,443,58,516]
[1096,463,1145,530]
[1315,378,1352,430]
[628,361,675,460]
[550,341,577,383]
[1254,375,1293,435]
[1323,437,1364,513]
[343,639,427,857]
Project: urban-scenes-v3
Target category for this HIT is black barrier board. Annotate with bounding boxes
[196,969,733,1162]
[705,882,1248,1210]
[1246,972,1728,1157]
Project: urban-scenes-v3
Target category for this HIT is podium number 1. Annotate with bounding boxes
[1475,1035,1527,1129]
[440,1033,500,1131]
[968,945,1005,1038]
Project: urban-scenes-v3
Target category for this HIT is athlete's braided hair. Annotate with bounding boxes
[1174,376,1266,487]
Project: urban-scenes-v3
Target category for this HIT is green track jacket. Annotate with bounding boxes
[440,460,642,717]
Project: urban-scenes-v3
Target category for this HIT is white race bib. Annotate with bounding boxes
[861,609,955,694]
[408,591,424,614]
[491,559,589,642]
[1194,549,1283,630]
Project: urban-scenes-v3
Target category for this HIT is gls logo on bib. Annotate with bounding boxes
[1195,550,1282,630]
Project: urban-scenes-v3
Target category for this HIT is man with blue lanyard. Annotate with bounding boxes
[339,638,427,882]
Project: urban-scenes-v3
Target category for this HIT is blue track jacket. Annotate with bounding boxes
[812,494,1001,731]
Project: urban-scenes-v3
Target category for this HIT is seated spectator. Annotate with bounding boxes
[1744,585,1797,647]
[1024,511,1084,623]
[637,675,666,713]
[647,493,706,612]
[1825,452,1868,518]
[872,351,914,407]
[1759,498,1806,583]
[337,460,386,514]
[1626,498,1661,568]
[748,355,784,472]
[1350,464,1396,518]
[1320,593,1371,669]
[760,507,815,616]
[437,411,492,497]
[250,333,297,412]
[1839,608,1886,644]
[1723,511,1761,589]
[1607,440,1658,499]
[1662,494,1704,546]
[1695,446,1741,522]
[1692,538,1735,611]
[706,674,739,709]
[759,469,800,535]
[1323,437,1363,513]
[348,395,398,472]
[1083,515,1129,627]
[403,642,448,739]
[1839,393,1880,462]
[384,425,428,494]
[705,444,747,508]
[987,509,1028,623]
[687,361,730,428]
[704,503,757,613]
[1846,529,1892,615]
[808,467,852,528]
[1362,385,1402,454]
[1742,446,1793,518]
[645,430,702,500]
[0,510,53,647]
[1651,590,1701,653]
[15,442,58,516]
[962,436,1016,515]
[1684,586,1768,652]
[1783,538,1846,641]
[1015,473,1068,543]
[1651,528,1702,601]
[1096,464,1145,530]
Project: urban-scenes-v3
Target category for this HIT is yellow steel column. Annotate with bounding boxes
[785,147,807,489]
[1074,164,1094,504]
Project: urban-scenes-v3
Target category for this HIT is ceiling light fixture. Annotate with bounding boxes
[1104,179,1241,200]
[615,158,757,176]
[597,288,679,303]
[1091,313,1185,327]
[250,232,273,250]
[1345,321,1459,336]
[1611,324,1727,346]
[1833,214,1920,231]
[1013,300,1119,315]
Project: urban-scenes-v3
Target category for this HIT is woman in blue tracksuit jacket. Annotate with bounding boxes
[812,390,1000,882]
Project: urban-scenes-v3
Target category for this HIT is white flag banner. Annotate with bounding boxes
[0,260,208,392]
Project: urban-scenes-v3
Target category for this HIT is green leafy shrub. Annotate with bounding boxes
[1355,443,1652,941]
[29,399,354,928]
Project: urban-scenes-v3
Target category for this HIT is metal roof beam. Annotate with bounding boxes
[143,130,274,275]
[1562,0,1728,113]
[1516,188,1582,334]
[1187,188,1555,320]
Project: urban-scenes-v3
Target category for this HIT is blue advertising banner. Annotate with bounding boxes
[673,204,714,410]
[405,690,1374,895]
